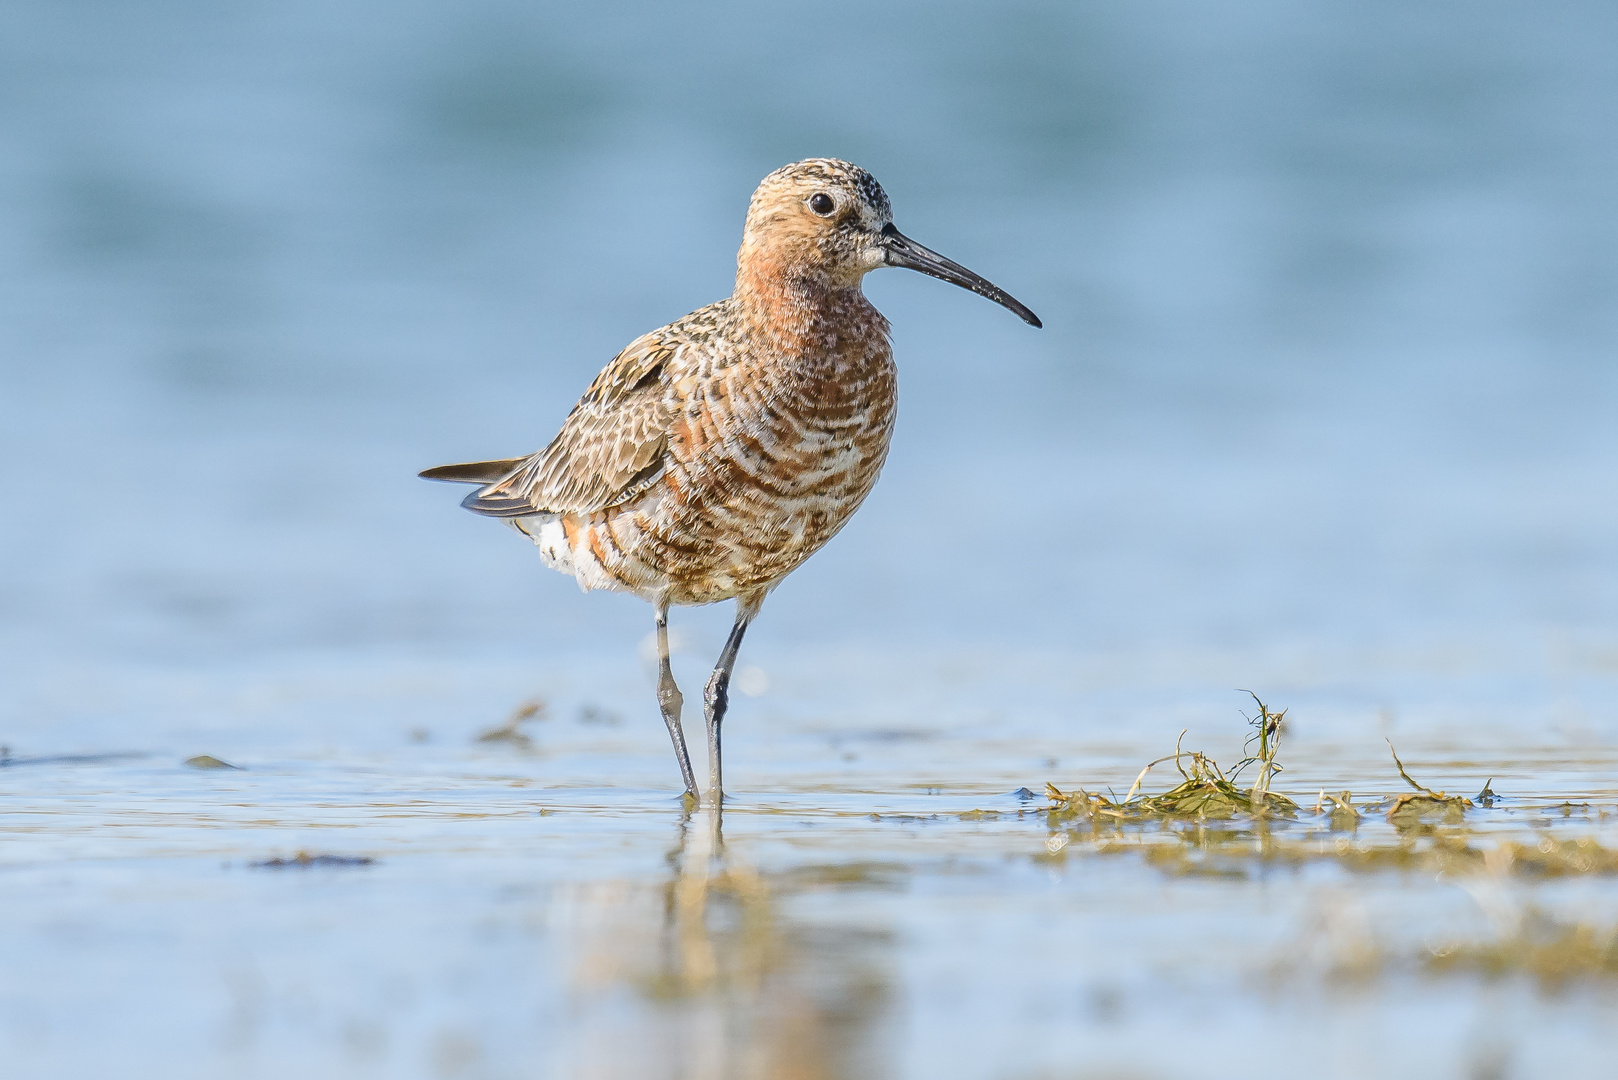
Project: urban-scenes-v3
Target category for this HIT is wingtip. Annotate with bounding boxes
[419,458,530,484]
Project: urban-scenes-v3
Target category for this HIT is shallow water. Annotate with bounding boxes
[5,697,1618,1079]
[3,1,1618,1076]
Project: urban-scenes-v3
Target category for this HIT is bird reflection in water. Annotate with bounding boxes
[555,805,892,1079]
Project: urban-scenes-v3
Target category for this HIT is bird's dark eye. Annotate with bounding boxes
[808,193,835,216]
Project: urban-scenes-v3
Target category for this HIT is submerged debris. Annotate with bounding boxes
[0,750,148,768]
[577,704,622,726]
[1484,835,1618,877]
[184,755,240,770]
[250,852,375,869]
[1427,911,1618,988]
[1274,896,1618,991]
[1084,831,1618,881]
[475,699,547,748]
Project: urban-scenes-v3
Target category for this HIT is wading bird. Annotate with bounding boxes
[422,159,1039,804]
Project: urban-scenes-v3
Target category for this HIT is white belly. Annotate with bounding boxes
[507,513,638,596]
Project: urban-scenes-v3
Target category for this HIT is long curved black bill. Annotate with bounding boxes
[879,223,1041,328]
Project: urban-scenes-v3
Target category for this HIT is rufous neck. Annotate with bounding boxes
[734,251,866,348]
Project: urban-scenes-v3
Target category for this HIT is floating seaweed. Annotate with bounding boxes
[1383,740,1472,826]
[1040,696,1618,886]
[1313,790,1361,830]
[1046,694,1300,825]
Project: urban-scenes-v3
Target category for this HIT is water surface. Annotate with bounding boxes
[2,1,1617,1076]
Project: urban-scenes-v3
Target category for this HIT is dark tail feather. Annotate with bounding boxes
[418,458,529,484]
[459,488,547,517]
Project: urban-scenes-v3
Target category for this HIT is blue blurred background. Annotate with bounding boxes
[2,0,1615,737]
[5,5,1618,1077]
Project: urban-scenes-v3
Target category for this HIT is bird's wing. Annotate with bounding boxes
[456,332,677,518]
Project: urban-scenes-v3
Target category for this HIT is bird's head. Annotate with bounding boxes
[738,158,1040,328]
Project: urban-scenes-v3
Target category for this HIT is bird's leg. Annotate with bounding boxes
[703,596,761,806]
[655,601,699,800]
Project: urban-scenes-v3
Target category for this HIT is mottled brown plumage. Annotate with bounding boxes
[423,158,1039,803]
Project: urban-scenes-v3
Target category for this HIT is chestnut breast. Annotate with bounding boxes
[614,300,897,602]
